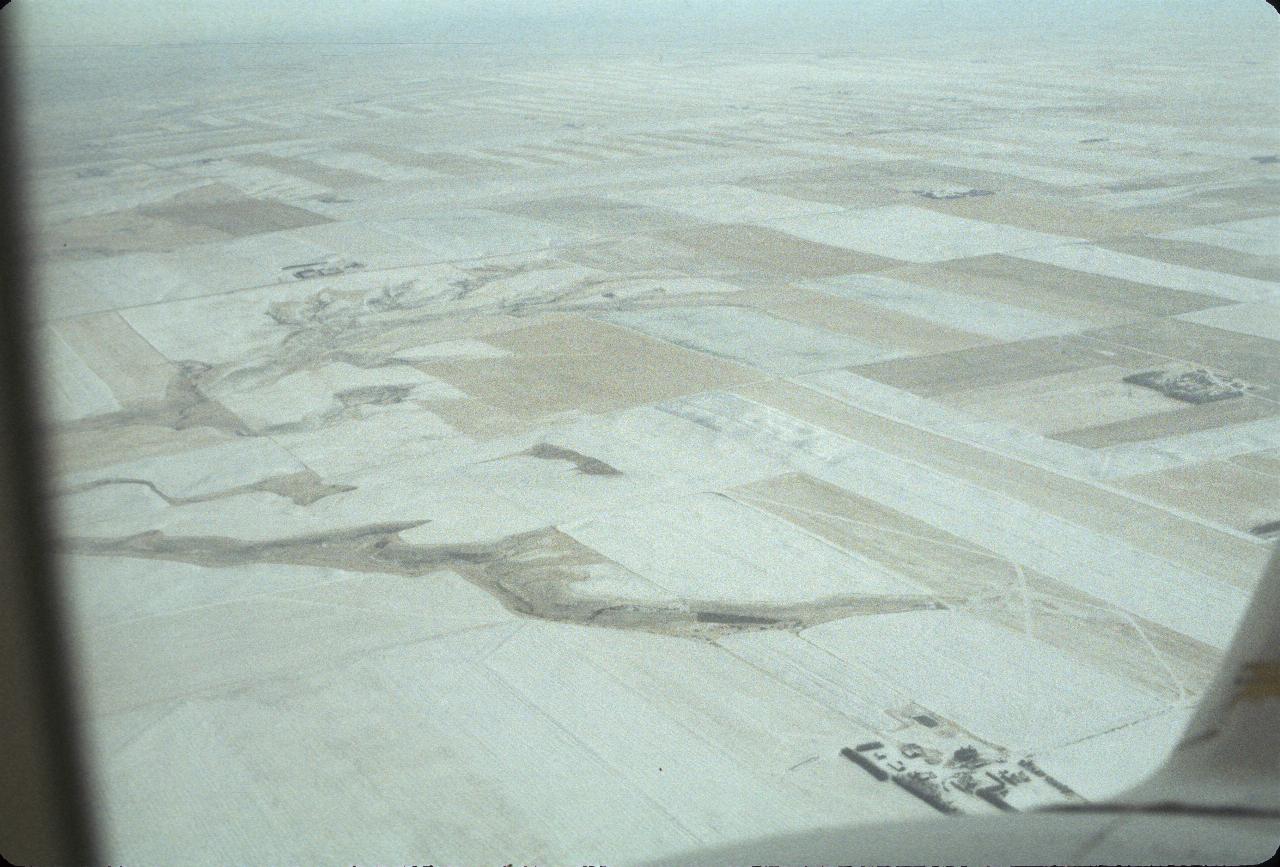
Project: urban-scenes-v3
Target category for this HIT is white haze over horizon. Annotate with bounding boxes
[5,0,1278,49]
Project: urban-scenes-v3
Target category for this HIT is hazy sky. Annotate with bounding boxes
[6,0,1277,46]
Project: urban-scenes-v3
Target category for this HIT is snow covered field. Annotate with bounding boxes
[14,9,1280,863]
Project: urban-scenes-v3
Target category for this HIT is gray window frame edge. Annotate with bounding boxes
[0,22,101,867]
